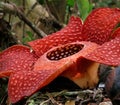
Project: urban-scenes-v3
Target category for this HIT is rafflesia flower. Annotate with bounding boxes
[0,8,120,103]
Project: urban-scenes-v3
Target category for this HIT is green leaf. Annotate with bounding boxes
[22,31,35,44]
[67,0,75,7]
[26,31,34,40]
[28,100,35,105]
[76,0,93,21]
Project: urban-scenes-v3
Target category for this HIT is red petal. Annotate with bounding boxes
[28,16,83,56]
[84,37,120,66]
[0,45,38,77]
[8,41,99,103]
[82,8,120,44]
[8,62,72,103]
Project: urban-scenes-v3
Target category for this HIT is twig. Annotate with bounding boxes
[26,1,38,16]
[22,0,26,39]
[47,93,61,105]
[64,90,93,96]
[40,99,51,105]
[0,2,47,38]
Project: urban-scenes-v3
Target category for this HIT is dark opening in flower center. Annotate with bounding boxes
[47,44,84,60]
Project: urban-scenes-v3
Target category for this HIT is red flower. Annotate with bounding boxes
[0,8,120,103]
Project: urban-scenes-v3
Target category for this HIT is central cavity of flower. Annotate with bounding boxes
[47,44,84,60]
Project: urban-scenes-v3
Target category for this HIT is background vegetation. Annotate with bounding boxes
[0,0,120,50]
